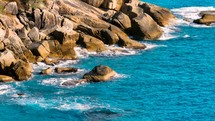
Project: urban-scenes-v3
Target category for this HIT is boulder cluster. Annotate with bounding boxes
[0,0,175,82]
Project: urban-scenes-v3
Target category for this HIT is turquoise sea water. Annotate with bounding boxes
[1,0,215,121]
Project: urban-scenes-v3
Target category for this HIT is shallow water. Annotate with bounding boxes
[1,0,215,121]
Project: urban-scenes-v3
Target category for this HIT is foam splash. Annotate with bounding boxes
[159,26,179,40]
[114,73,129,79]
[0,84,16,95]
[11,95,118,112]
[171,6,215,27]
[144,43,167,50]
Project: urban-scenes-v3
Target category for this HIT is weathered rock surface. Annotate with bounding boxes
[83,65,116,82]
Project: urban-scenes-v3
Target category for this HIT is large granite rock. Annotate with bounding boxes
[4,2,18,15]
[109,25,146,48]
[112,12,132,30]
[83,65,116,82]
[130,13,163,39]
[78,34,107,52]
[30,41,50,58]
[11,60,32,81]
[139,2,175,26]
[0,49,17,71]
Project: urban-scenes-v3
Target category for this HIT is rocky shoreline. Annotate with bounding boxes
[0,0,177,83]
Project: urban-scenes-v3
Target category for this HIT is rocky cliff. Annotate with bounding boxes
[0,0,175,82]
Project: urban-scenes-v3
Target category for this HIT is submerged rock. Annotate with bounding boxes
[61,79,87,87]
[83,65,116,82]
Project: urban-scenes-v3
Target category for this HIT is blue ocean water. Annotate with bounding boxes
[1,0,215,121]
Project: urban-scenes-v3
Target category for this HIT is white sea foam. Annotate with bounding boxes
[12,95,116,112]
[0,84,16,95]
[144,43,167,50]
[159,26,179,40]
[171,6,215,27]
[114,73,129,79]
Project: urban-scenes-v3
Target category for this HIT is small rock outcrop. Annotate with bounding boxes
[83,65,116,82]
[40,67,53,75]
[194,11,215,25]
[55,67,78,73]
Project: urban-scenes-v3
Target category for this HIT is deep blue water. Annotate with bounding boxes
[1,0,215,121]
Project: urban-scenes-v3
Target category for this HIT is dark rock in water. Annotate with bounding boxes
[130,13,162,40]
[83,65,116,82]
[0,75,14,82]
[55,67,78,73]
[194,11,215,25]
[40,67,53,75]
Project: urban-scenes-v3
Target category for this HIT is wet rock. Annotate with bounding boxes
[130,13,163,39]
[40,67,53,75]
[55,67,78,73]
[0,75,14,82]
[83,65,116,82]
[139,2,175,26]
